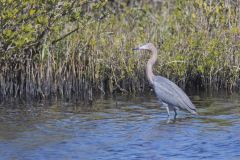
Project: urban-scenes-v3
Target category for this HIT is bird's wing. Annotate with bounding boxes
[153,76,197,113]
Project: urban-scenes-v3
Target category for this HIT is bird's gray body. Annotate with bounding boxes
[153,76,197,115]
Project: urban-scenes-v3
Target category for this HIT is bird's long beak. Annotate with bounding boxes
[132,47,140,51]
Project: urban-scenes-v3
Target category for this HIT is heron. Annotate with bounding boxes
[133,43,197,118]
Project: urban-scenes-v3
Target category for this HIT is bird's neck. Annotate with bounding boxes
[146,47,157,85]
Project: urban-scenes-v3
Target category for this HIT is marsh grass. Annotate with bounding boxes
[0,0,240,102]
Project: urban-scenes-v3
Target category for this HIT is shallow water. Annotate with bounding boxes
[0,91,240,160]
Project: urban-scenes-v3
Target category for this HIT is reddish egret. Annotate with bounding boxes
[133,43,197,118]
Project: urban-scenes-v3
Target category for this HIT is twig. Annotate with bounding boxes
[51,27,79,45]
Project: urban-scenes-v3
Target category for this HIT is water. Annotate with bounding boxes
[0,92,240,160]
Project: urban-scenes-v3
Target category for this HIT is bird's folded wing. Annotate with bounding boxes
[153,76,196,111]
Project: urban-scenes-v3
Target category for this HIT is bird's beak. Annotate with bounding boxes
[132,47,140,51]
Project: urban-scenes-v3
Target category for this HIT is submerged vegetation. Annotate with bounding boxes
[0,0,240,101]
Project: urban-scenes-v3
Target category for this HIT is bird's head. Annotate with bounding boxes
[133,43,155,51]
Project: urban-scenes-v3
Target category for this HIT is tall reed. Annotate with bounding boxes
[0,0,240,101]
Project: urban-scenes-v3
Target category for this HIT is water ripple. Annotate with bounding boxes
[0,93,240,159]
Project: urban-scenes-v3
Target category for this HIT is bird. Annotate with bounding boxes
[133,43,197,118]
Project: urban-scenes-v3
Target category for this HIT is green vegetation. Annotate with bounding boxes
[0,0,240,101]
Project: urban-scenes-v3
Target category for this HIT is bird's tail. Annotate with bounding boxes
[190,109,198,115]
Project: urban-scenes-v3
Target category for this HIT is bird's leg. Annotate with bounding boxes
[160,102,170,118]
[173,109,177,119]
[162,102,170,117]
[164,104,170,117]
[163,103,171,124]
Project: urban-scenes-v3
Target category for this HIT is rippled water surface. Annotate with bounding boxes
[0,91,240,160]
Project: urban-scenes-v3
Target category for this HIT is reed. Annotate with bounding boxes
[0,0,240,101]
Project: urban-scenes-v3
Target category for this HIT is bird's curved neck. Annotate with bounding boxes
[146,47,157,84]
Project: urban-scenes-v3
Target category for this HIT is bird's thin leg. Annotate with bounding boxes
[173,109,177,119]
[165,105,170,117]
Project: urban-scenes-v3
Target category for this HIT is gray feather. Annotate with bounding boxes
[153,76,197,114]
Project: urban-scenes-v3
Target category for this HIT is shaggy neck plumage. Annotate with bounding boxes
[146,46,157,85]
